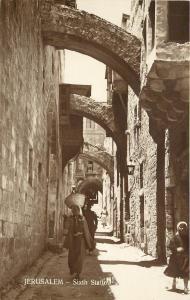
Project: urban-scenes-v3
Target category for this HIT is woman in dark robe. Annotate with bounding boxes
[164,221,189,294]
[83,203,98,254]
[63,205,93,280]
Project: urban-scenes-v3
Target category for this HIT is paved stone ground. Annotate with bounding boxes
[1,235,189,300]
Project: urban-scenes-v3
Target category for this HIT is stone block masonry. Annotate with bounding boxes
[0,0,60,287]
[127,86,158,257]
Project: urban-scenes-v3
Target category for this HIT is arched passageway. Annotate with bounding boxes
[59,84,123,170]
[41,4,141,94]
[69,94,124,149]
[78,150,114,183]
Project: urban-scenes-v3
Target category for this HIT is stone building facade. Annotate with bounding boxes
[105,0,189,259]
[122,3,160,254]
[138,0,189,258]
[0,0,64,287]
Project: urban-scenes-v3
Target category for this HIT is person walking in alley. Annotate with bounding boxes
[83,203,98,254]
[63,204,94,280]
[101,206,108,228]
[164,221,189,294]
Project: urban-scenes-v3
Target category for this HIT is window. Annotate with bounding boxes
[87,161,93,173]
[126,131,131,160]
[86,119,95,129]
[0,220,5,236]
[168,1,189,43]
[38,162,42,182]
[149,0,155,50]
[28,148,33,186]
[122,14,130,30]
[42,67,45,94]
[140,195,145,228]
[52,53,55,74]
[125,194,130,221]
[134,104,141,144]
[140,163,144,189]
[134,105,137,127]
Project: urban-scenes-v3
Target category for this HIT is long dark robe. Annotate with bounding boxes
[164,233,189,279]
[64,215,93,275]
[83,210,98,241]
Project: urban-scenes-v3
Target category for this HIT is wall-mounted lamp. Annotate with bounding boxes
[126,164,135,175]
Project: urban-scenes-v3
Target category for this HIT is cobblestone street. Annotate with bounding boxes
[1,235,189,300]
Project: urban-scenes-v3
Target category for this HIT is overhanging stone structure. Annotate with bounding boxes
[140,61,189,129]
[59,84,91,169]
[140,1,189,129]
[69,93,127,175]
[59,84,127,171]
[41,4,141,94]
[79,150,114,183]
[69,94,123,147]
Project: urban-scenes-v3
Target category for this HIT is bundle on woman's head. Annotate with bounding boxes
[176,221,188,236]
[177,221,188,230]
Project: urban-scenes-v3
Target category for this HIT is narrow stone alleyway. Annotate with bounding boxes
[1,233,189,300]
[0,0,189,295]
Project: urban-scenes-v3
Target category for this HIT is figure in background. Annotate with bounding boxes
[101,206,108,228]
[164,221,189,294]
[63,205,93,280]
[83,203,98,254]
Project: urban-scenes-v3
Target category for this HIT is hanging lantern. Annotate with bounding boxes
[126,164,135,175]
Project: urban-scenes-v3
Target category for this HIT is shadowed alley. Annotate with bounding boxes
[1,234,189,300]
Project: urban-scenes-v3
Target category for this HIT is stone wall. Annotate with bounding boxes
[128,0,189,260]
[127,87,158,257]
[165,127,189,250]
[0,0,61,287]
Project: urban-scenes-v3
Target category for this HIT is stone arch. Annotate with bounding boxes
[79,150,114,182]
[77,178,103,194]
[70,94,123,148]
[41,4,141,94]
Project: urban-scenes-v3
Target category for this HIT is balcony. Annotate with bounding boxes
[140,0,189,129]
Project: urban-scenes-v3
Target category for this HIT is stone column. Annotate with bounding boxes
[156,130,166,262]
[165,130,175,256]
